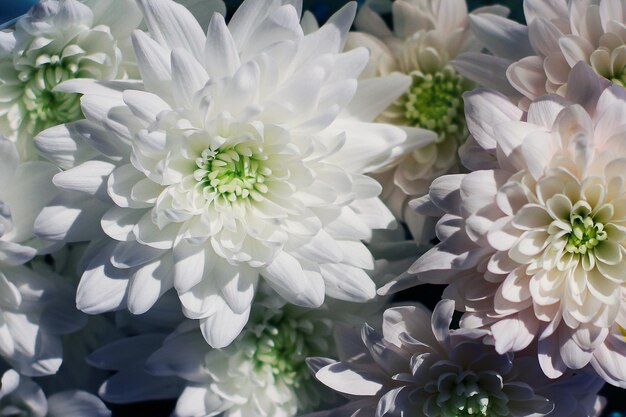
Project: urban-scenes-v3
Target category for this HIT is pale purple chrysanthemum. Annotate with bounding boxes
[308,299,604,417]
[455,0,626,110]
[383,63,626,387]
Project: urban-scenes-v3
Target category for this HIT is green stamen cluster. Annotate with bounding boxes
[403,66,468,142]
[248,317,311,387]
[436,373,511,417]
[441,394,491,417]
[565,215,607,254]
[194,145,270,203]
[609,68,626,87]
[18,53,83,132]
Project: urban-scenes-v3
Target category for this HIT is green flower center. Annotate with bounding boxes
[194,145,271,203]
[565,215,607,254]
[249,318,312,387]
[609,67,626,87]
[441,394,491,417]
[402,66,468,143]
[434,372,511,417]
[19,53,83,132]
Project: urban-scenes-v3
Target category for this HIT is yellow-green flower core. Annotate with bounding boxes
[403,66,468,143]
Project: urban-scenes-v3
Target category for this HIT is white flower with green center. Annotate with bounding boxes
[344,0,506,241]
[34,0,416,348]
[383,64,626,387]
[0,0,143,160]
[455,0,626,109]
[309,300,605,417]
[142,289,365,417]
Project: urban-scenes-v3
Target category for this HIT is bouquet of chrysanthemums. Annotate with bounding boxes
[1,0,626,415]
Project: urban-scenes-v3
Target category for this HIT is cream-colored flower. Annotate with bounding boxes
[382,64,626,387]
[345,0,506,241]
[456,0,626,109]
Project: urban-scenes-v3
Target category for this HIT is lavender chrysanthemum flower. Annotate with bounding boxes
[308,300,605,417]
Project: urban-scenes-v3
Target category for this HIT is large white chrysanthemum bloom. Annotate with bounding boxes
[308,300,605,417]
[0,368,111,417]
[345,0,506,240]
[0,0,144,160]
[455,0,626,110]
[0,137,85,376]
[34,0,419,348]
[382,64,626,387]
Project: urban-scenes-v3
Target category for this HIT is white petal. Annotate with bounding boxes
[204,11,240,79]
[131,30,172,100]
[200,300,251,348]
[469,13,533,60]
[53,160,116,199]
[127,254,174,314]
[101,207,145,241]
[464,88,524,151]
[137,0,205,56]
[76,242,130,313]
[453,53,520,97]
[491,310,538,353]
[314,362,384,396]
[34,192,109,242]
[171,48,209,108]
[215,260,257,314]
[123,90,172,123]
[320,263,376,302]
[506,56,548,100]
[343,73,410,122]
[173,240,210,293]
[262,251,325,307]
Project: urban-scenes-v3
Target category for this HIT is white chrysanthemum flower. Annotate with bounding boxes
[0,0,144,160]
[308,300,605,417]
[344,0,507,240]
[0,368,111,417]
[93,284,384,417]
[455,0,626,109]
[34,0,420,348]
[382,64,626,387]
[149,295,341,417]
[0,137,85,376]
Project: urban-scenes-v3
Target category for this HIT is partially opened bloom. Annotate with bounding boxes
[0,368,111,417]
[309,300,604,417]
[345,0,506,239]
[0,137,85,376]
[0,0,143,160]
[34,0,415,348]
[455,0,626,109]
[383,64,626,386]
